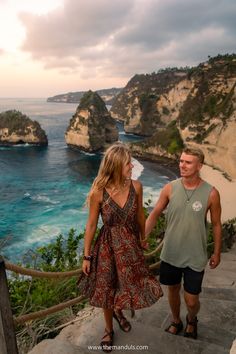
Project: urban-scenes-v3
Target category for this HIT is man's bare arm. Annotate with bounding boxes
[145,183,171,237]
[209,187,222,269]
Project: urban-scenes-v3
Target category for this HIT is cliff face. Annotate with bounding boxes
[110,70,189,135]
[178,57,236,178]
[47,87,122,105]
[0,110,48,146]
[65,90,118,152]
[111,54,236,178]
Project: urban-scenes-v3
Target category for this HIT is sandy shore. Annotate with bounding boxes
[201,164,236,222]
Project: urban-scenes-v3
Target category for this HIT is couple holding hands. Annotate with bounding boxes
[78,142,221,353]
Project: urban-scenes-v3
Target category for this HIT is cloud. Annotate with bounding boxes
[19,0,236,79]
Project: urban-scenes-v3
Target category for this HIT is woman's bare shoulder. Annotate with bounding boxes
[90,188,103,204]
[132,179,143,193]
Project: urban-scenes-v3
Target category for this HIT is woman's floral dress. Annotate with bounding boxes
[77,182,163,309]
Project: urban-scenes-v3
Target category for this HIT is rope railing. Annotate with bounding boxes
[0,242,162,353]
[144,240,163,259]
[3,242,162,323]
[5,261,82,278]
[14,295,85,325]
[4,242,162,280]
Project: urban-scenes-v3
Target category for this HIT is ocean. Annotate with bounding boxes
[0,98,177,261]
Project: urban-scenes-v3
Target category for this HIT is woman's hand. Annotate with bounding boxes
[82,260,91,276]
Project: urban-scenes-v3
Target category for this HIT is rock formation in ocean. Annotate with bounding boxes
[65,90,118,152]
[0,110,48,146]
[111,54,236,179]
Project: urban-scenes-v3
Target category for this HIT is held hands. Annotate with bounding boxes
[209,253,221,269]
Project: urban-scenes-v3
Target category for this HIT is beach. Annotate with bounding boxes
[201,164,236,222]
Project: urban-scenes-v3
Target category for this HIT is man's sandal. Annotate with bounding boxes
[165,320,183,335]
[100,329,114,353]
[113,311,132,332]
[184,315,198,339]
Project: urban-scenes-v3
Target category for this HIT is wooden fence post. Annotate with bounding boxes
[0,256,19,354]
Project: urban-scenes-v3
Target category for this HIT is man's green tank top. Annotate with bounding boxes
[160,178,213,271]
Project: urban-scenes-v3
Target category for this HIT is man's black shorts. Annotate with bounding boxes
[159,261,205,295]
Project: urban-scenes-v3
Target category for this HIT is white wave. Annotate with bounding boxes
[13,143,30,147]
[80,151,96,156]
[28,225,62,243]
[31,194,60,204]
[143,186,162,207]
[161,175,170,179]
[132,158,144,180]
[42,207,55,214]
[23,192,31,198]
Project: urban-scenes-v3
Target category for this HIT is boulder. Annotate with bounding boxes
[27,338,80,354]
[0,110,48,146]
[65,90,118,152]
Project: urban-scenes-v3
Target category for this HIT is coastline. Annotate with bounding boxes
[135,155,180,180]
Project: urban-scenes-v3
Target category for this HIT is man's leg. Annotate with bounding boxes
[160,261,183,334]
[183,267,204,337]
[167,283,182,334]
[184,291,200,333]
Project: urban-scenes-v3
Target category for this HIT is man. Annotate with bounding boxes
[145,147,222,339]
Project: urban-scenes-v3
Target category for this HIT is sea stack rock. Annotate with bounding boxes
[0,110,48,146]
[65,90,118,152]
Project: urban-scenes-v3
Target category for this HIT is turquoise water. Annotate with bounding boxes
[0,98,176,260]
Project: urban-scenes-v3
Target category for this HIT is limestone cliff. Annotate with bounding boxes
[111,54,236,178]
[110,70,189,135]
[47,87,122,105]
[65,90,118,152]
[0,110,48,146]
[178,55,236,178]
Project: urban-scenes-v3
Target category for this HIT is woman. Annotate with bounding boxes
[78,142,163,352]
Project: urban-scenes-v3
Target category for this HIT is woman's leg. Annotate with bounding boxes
[113,308,131,332]
[104,308,113,330]
[102,308,114,340]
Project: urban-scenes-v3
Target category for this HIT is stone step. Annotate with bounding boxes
[203,268,236,288]
[28,244,236,354]
[201,286,236,301]
[29,292,235,354]
[64,315,229,354]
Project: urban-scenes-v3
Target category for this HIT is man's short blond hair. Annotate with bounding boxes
[183,146,205,164]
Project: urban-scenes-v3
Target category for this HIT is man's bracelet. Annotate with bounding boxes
[83,255,93,261]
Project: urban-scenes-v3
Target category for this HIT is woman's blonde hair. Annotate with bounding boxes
[87,142,131,203]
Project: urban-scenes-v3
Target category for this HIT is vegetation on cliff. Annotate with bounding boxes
[47,87,122,105]
[110,53,236,172]
[65,90,118,151]
[111,70,188,125]
[78,90,107,112]
[4,215,236,352]
[133,120,184,155]
[179,53,236,132]
[0,110,48,145]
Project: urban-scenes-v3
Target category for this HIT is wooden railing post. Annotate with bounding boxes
[0,257,18,354]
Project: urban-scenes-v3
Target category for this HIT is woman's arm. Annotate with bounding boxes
[82,190,101,275]
[133,180,147,248]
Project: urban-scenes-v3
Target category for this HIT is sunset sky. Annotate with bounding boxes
[0,0,235,98]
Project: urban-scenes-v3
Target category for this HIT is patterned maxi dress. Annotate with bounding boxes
[77,182,163,309]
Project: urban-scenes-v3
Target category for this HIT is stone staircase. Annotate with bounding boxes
[29,244,236,354]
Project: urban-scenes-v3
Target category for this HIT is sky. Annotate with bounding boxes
[0,0,235,98]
